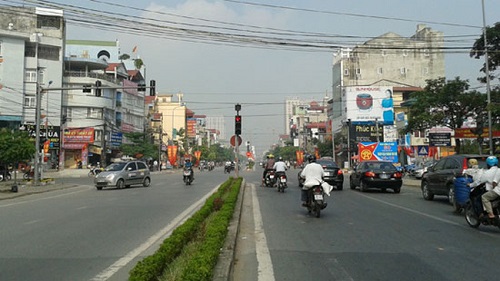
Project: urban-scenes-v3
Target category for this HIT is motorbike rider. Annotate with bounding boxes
[299,155,325,207]
[262,154,276,185]
[464,158,483,185]
[184,158,194,180]
[476,156,500,219]
[273,156,288,186]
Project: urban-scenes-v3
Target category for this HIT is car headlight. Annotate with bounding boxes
[106,174,116,180]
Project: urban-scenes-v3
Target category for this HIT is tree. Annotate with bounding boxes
[119,132,158,159]
[406,77,486,153]
[0,129,36,182]
[119,54,130,61]
[470,22,500,83]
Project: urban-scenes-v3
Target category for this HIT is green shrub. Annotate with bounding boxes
[129,177,241,281]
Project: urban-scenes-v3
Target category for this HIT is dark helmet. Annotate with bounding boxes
[308,155,316,163]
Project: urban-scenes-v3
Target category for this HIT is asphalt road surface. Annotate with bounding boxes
[232,169,500,281]
[0,168,230,281]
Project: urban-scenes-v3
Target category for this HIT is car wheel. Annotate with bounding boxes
[349,178,356,190]
[360,181,367,192]
[421,181,434,200]
[116,179,125,189]
[143,177,151,187]
[448,185,455,206]
[393,186,401,194]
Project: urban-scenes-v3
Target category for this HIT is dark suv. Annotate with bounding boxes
[298,158,344,190]
[421,154,489,204]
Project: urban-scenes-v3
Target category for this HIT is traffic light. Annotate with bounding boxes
[95,80,102,97]
[150,80,156,96]
[235,115,242,135]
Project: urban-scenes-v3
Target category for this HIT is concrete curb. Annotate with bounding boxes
[212,178,246,281]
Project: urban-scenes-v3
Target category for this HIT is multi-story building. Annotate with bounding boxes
[331,24,445,132]
[0,6,65,166]
[205,115,225,141]
[63,40,146,168]
[329,24,445,166]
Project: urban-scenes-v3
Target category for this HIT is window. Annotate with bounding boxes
[381,50,387,56]
[356,68,361,75]
[402,49,409,57]
[25,70,37,82]
[87,108,102,119]
[423,49,430,57]
[377,67,383,74]
[400,67,407,75]
[343,69,349,76]
[24,97,36,108]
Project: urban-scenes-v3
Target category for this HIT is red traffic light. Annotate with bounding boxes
[235,115,241,122]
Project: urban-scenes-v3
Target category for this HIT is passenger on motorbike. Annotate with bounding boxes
[469,156,500,218]
[273,156,288,186]
[262,154,276,185]
[474,156,500,219]
[299,155,325,207]
[184,158,194,180]
[464,158,483,186]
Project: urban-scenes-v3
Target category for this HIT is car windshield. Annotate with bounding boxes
[104,162,127,171]
[317,160,338,168]
[365,162,396,171]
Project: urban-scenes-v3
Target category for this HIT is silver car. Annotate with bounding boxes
[94,161,151,190]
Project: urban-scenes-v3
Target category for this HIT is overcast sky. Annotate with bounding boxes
[29,0,500,156]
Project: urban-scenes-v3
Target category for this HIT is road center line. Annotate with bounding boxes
[251,183,275,281]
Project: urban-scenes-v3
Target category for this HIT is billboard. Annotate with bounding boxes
[358,142,398,163]
[345,86,394,125]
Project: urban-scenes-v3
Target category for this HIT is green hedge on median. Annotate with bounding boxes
[129,177,242,281]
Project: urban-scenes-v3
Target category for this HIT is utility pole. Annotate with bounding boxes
[235,104,241,178]
[101,122,106,165]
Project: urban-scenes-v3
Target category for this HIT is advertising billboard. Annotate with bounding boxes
[345,86,394,125]
[358,142,398,163]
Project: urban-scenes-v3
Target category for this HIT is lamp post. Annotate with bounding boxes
[481,0,493,155]
[32,32,42,186]
[158,113,163,170]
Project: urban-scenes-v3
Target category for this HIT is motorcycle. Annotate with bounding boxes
[276,172,287,193]
[464,183,500,229]
[264,170,276,187]
[183,168,193,185]
[88,167,103,177]
[0,171,12,181]
[305,185,327,218]
[224,164,233,174]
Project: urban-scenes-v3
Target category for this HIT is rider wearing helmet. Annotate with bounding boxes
[478,156,500,219]
[299,155,325,207]
[273,156,288,186]
[262,154,276,185]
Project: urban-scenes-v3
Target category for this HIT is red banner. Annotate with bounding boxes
[168,145,178,166]
[296,150,304,166]
[314,147,320,160]
[358,142,378,161]
[64,128,94,143]
[454,127,500,139]
[194,150,201,166]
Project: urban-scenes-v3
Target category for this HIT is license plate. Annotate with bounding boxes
[324,172,331,176]
[269,175,274,178]
[380,174,389,179]
[314,194,323,200]
[280,178,286,183]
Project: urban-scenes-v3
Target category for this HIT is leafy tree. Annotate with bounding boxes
[405,77,486,153]
[470,22,500,83]
[0,129,36,182]
[119,132,158,159]
[119,53,130,61]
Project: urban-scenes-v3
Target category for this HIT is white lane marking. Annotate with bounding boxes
[358,193,500,238]
[76,206,88,210]
[251,183,275,281]
[0,186,91,208]
[24,219,42,225]
[90,184,221,281]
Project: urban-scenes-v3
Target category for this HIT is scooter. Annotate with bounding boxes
[183,168,193,185]
[264,170,276,187]
[464,183,500,229]
[305,185,327,218]
[276,172,287,193]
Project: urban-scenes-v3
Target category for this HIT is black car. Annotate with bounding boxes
[349,161,402,193]
[421,154,489,204]
[298,158,344,190]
